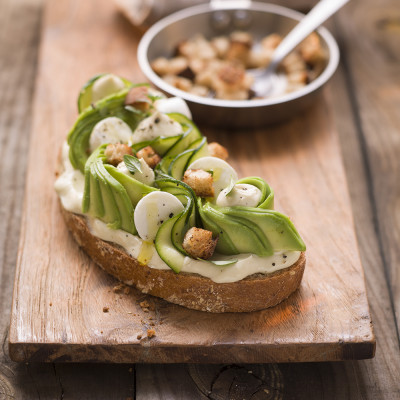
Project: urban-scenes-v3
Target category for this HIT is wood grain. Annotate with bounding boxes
[7,0,374,364]
[0,0,399,398]
[335,0,400,335]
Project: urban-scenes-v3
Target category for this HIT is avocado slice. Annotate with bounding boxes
[77,73,133,113]
[68,87,148,172]
[200,201,270,256]
[198,200,238,255]
[105,165,158,206]
[82,144,137,234]
[236,177,274,209]
[220,206,306,252]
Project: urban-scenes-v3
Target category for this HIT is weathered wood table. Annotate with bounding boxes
[0,0,399,398]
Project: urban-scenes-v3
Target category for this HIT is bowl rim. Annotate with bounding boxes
[137,1,340,108]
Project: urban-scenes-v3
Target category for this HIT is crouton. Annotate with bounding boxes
[105,144,133,166]
[177,35,217,60]
[226,31,252,63]
[151,56,188,76]
[124,86,151,112]
[136,146,161,169]
[182,169,214,197]
[208,142,229,160]
[217,63,246,89]
[212,63,253,99]
[189,85,209,97]
[287,70,308,85]
[299,32,325,65]
[215,88,249,101]
[163,75,193,92]
[182,227,218,260]
[246,49,272,69]
[281,53,307,74]
[261,33,282,50]
[211,36,230,58]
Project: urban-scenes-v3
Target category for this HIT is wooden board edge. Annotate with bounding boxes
[8,340,376,364]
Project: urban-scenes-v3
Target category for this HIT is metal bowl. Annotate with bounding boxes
[137,1,340,129]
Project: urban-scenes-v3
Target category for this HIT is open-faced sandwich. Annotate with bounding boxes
[55,73,306,313]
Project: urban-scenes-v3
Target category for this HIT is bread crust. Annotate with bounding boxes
[61,208,306,313]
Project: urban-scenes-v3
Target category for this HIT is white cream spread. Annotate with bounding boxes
[88,218,300,284]
[54,142,85,214]
[132,111,183,144]
[216,183,262,207]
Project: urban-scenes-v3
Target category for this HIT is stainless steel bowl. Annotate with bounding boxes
[137,1,340,128]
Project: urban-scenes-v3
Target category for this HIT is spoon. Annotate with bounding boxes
[251,0,350,97]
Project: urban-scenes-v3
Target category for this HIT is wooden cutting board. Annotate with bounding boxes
[8,0,375,363]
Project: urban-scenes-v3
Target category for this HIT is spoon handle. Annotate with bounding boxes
[269,0,350,70]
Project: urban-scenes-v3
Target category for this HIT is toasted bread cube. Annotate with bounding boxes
[182,169,214,197]
[195,68,215,88]
[216,63,246,89]
[163,75,193,92]
[211,36,230,58]
[261,33,282,50]
[215,88,249,100]
[287,70,308,84]
[299,32,325,65]
[226,31,252,63]
[182,227,218,260]
[189,85,209,97]
[152,56,189,76]
[189,58,207,75]
[246,49,272,68]
[178,35,217,60]
[151,57,170,75]
[124,86,151,112]
[136,146,161,169]
[208,142,229,160]
[281,53,307,74]
[105,144,133,166]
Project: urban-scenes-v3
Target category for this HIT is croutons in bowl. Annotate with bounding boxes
[137,1,339,128]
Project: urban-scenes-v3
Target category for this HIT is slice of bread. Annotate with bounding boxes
[61,207,306,313]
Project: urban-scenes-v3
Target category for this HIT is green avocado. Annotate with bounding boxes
[236,177,274,209]
[68,87,148,172]
[77,73,133,113]
[199,201,271,256]
[86,158,136,233]
[218,205,306,253]
[105,165,158,206]
[82,144,158,234]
